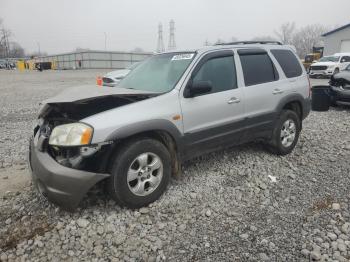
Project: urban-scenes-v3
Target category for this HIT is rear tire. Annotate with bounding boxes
[107,138,171,209]
[268,110,301,155]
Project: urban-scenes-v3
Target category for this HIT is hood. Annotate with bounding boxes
[104,69,130,79]
[39,85,159,121]
[43,84,157,104]
[311,61,336,67]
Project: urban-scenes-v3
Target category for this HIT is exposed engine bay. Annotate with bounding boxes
[35,92,156,172]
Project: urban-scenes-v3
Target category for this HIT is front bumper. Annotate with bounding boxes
[28,137,110,210]
[330,86,350,103]
[309,70,333,77]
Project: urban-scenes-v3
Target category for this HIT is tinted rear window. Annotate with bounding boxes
[271,49,303,78]
[239,52,278,86]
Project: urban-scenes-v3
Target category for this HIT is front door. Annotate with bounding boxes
[180,50,245,158]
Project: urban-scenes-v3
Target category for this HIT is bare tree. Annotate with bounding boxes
[8,42,25,57]
[275,22,296,44]
[291,24,328,58]
[214,38,224,45]
[0,18,23,58]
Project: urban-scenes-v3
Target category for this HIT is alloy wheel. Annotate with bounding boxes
[280,119,296,148]
[127,152,163,196]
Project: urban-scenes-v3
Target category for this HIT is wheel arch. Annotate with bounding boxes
[282,100,302,121]
[104,120,184,178]
[276,93,309,121]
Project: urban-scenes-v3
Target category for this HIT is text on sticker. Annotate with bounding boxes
[171,54,194,61]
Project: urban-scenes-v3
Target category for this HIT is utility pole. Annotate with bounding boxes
[157,23,165,53]
[168,20,176,50]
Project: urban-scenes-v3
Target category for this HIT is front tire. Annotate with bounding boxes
[107,138,171,209]
[268,110,301,155]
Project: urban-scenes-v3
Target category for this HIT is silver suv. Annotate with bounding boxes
[29,41,311,210]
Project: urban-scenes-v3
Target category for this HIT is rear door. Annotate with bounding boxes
[270,49,307,98]
[180,50,245,157]
[238,48,282,138]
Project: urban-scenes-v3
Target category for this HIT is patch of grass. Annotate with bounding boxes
[0,215,53,251]
[312,196,333,212]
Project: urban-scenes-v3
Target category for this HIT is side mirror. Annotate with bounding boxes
[184,80,212,98]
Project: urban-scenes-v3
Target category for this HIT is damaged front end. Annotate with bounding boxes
[329,72,350,104]
[29,86,158,209]
[37,93,152,172]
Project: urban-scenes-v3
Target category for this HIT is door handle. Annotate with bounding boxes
[228,97,240,104]
[272,89,284,95]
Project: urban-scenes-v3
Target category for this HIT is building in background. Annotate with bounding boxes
[35,50,153,70]
[322,23,350,55]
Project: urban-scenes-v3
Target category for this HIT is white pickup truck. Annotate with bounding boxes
[309,53,350,78]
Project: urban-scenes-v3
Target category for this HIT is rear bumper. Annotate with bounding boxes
[28,138,109,210]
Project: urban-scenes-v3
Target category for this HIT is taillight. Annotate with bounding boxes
[96,76,102,86]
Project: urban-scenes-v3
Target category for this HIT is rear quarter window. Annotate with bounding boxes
[271,49,303,78]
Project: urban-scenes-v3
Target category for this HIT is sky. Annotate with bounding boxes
[0,0,349,55]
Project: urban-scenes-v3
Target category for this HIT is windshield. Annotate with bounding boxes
[118,52,195,92]
[319,56,340,62]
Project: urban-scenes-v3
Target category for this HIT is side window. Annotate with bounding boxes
[341,56,350,63]
[192,55,237,94]
[239,51,278,86]
[271,49,303,78]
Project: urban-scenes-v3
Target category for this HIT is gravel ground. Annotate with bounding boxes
[0,70,350,261]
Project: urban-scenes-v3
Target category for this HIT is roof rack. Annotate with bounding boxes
[216,41,283,46]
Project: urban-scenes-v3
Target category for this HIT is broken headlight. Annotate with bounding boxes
[49,123,93,146]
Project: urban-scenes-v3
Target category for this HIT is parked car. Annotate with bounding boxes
[309,53,350,78]
[29,41,311,210]
[329,66,350,106]
[101,62,139,87]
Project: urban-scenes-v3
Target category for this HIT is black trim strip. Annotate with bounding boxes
[238,48,267,56]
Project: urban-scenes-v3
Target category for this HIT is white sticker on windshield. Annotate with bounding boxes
[171,54,194,61]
